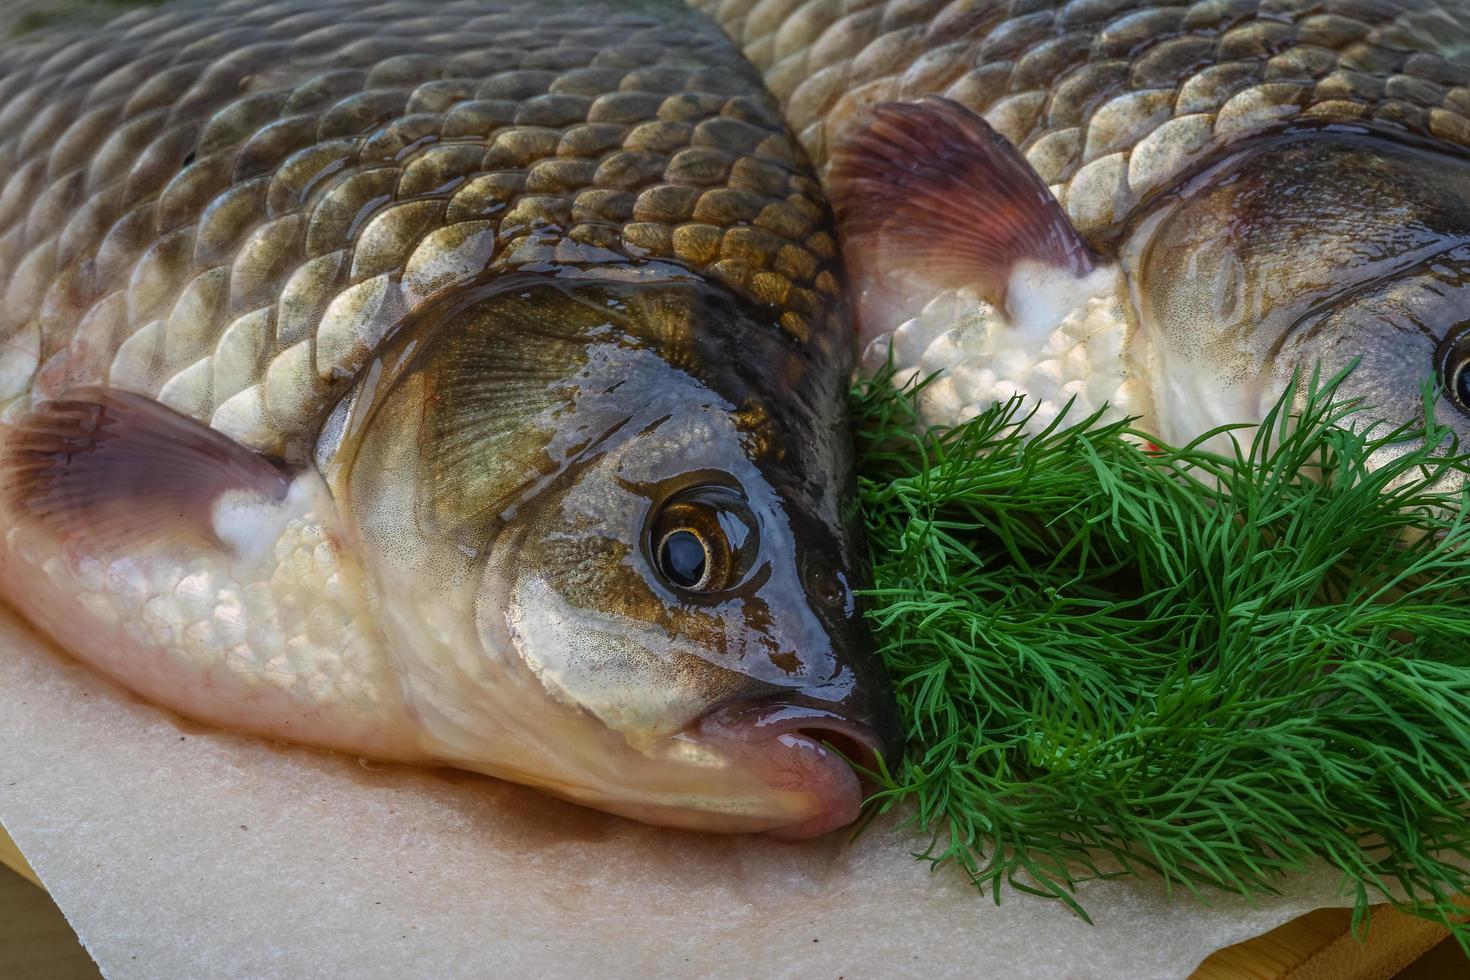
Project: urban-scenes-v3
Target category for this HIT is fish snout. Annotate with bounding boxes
[695,695,899,841]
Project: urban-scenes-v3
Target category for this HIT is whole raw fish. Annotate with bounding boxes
[0,0,900,839]
[692,0,1470,443]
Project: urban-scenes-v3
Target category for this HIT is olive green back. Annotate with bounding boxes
[690,0,1470,239]
[0,0,842,458]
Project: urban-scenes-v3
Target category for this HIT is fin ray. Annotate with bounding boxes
[831,97,1100,337]
[2,388,290,552]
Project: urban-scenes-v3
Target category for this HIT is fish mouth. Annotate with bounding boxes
[694,698,887,841]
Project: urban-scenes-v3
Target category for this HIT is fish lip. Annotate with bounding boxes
[693,697,887,841]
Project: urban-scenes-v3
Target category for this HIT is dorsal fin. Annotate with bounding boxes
[831,97,1100,339]
[2,388,290,553]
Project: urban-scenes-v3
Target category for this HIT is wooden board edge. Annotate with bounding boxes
[0,822,42,889]
[1192,907,1354,979]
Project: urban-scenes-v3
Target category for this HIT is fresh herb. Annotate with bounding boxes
[852,365,1470,943]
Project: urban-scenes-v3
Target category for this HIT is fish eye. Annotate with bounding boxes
[648,485,760,595]
[1436,326,1470,412]
[657,530,710,590]
[1456,363,1470,412]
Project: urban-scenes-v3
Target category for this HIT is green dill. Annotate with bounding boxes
[852,365,1470,942]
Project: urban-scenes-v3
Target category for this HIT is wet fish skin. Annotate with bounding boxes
[0,0,841,443]
[691,0,1470,231]
[0,0,897,838]
[692,0,1470,448]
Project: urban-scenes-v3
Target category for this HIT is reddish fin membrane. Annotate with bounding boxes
[2,388,290,552]
[831,97,1099,335]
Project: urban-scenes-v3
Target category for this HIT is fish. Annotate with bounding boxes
[689,0,1470,445]
[0,0,902,840]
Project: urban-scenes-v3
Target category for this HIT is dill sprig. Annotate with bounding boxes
[852,366,1470,941]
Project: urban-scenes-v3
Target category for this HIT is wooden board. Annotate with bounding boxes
[0,822,1457,978]
[0,862,100,980]
[0,822,40,888]
[1191,905,1452,979]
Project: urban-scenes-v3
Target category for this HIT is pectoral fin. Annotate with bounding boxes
[831,97,1100,339]
[2,388,290,552]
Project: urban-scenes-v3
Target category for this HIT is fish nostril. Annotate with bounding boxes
[800,559,851,614]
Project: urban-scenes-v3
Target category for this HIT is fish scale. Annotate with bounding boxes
[691,0,1470,239]
[0,0,905,839]
[685,0,1470,442]
[0,0,841,460]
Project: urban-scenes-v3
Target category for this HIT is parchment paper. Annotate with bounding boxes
[0,602,1367,979]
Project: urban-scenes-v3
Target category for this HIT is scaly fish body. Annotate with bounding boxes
[693,0,1470,445]
[0,0,898,839]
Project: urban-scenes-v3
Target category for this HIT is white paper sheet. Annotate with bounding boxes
[0,602,1366,979]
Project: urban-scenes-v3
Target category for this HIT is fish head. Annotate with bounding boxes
[324,273,899,838]
[1124,129,1470,450]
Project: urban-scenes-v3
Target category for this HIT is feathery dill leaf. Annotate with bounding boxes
[852,366,1470,942]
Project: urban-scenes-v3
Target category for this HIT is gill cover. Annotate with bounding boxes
[322,274,899,836]
[1126,130,1470,446]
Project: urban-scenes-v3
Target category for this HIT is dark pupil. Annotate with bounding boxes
[1456,362,1470,408]
[660,531,706,588]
